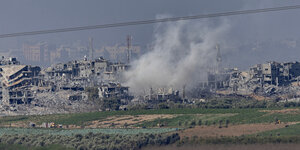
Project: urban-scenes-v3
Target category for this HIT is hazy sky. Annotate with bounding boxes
[1,0,300,68]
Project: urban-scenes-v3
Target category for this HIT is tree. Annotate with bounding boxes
[219,120,223,128]
[178,121,182,126]
[190,120,196,127]
[225,120,229,128]
[198,120,202,126]
[205,121,209,126]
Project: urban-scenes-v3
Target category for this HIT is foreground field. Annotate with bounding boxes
[1,108,300,128]
[144,144,300,150]
[0,144,72,150]
[0,107,300,149]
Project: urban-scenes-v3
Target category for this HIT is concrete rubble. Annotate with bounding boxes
[205,60,300,101]
[0,56,131,115]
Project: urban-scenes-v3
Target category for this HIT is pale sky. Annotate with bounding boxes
[0,0,300,68]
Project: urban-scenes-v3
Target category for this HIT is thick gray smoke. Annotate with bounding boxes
[123,18,231,95]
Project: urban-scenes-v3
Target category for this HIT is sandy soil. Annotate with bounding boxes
[179,122,299,138]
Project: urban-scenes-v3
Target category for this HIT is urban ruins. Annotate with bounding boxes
[1,45,300,115]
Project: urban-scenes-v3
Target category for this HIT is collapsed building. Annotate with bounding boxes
[42,56,131,103]
[249,61,300,86]
[204,61,300,98]
[45,56,128,84]
[0,55,133,115]
[0,59,41,104]
[198,45,300,99]
[141,87,182,104]
[98,82,129,99]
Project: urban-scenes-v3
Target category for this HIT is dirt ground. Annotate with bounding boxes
[86,114,176,128]
[179,122,299,138]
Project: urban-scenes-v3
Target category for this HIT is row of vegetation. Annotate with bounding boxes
[0,132,180,150]
[176,135,300,146]
[129,97,300,110]
[0,128,178,136]
[0,143,71,150]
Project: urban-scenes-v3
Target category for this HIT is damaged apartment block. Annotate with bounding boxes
[249,61,300,86]
[45,56,128,83]
[0,58,41,105]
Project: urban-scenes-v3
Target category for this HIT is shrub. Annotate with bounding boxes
[198,120,202,126]
[225,120,229,128]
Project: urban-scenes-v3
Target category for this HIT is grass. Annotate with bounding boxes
[0,128,178,136]
[0,108,255,126]
[256,123,300,137]
[0,108,299,127]
[138,113,236,127]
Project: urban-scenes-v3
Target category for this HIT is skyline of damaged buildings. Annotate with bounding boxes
[0,44,300,112]
[208,60,300,98]
[20,41,142,67]
[0,55,130,110]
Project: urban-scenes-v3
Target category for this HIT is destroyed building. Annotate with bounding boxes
[45,56,128,84]
[0,61,41,104]
[98,82,129,99]
[142,87,182,104]
[0,57,20,66]
[249,61,300,86]
[199,45,300,99]
[204,60,300,99]
[207,70,231,89]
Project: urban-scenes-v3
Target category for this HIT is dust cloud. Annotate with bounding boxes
[123,17,231,95]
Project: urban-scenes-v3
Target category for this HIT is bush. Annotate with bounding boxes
[0,132,180,150]
[198,120,202,126]
[190,120,196,126]
[225,120,229,128]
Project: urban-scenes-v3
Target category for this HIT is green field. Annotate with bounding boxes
[0,108,299,127]
[257,123,300,137]
[0,108,299,149]
[0,128,178,136]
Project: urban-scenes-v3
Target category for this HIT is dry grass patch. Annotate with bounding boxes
[179,122,300,138]
[260,108,300,114]
[86,114,176,128]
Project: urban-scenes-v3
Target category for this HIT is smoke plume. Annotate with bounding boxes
[123,17,231,95]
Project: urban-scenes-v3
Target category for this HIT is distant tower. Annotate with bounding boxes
[149,87,153,100]
[89,37,94,60]
[126,35,132,64]
[182,84,186,99]
[216,44,222,73]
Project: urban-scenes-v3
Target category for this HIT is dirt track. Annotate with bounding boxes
[179,122,299,138]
